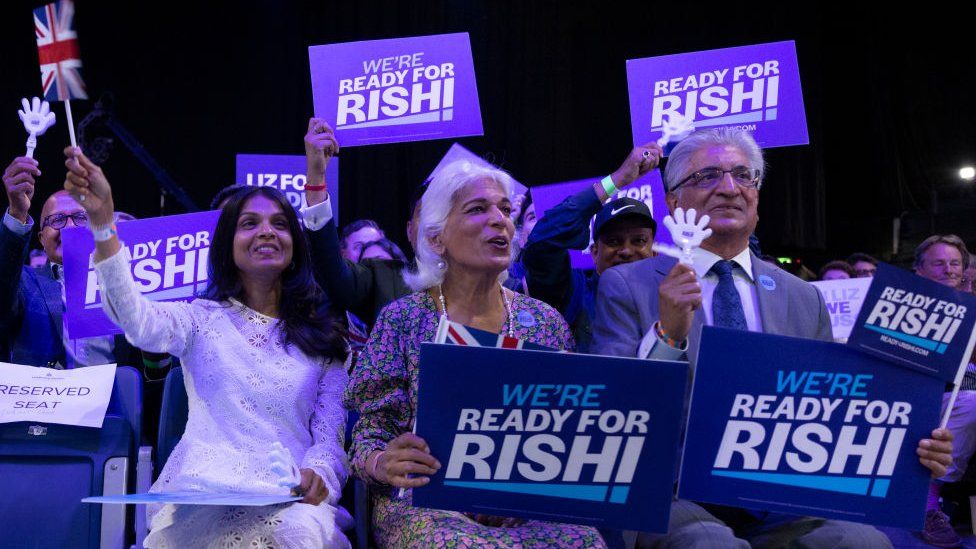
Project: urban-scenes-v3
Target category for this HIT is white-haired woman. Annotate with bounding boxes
[343,161,607,547]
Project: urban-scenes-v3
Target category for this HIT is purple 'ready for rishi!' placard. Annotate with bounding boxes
[309,33,483,147]
[627,40,808,154]
[61,210,221,339]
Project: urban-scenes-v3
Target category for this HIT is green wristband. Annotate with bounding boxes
[601,175,618,198]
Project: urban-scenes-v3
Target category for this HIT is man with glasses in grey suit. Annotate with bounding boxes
[592,128,953,548]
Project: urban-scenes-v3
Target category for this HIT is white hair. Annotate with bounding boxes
[663,127,766,192]
[402,160,516,291]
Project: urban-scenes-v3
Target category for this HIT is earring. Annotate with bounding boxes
[436,258,447,271]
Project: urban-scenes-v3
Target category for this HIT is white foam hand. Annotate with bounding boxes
[269,441,301,493]
[19,97,56,159]
[660,207,712,265]
[656,113,695,148]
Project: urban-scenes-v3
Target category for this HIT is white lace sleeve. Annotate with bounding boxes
[300,359,349,506]
[93,247,198,357]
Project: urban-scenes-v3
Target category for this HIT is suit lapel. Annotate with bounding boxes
[752,252,788,337]
[35,265,65,341]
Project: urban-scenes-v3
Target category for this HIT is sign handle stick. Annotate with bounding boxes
[942,384,961,429]
[65,99,78,148]
[941,327,976,428]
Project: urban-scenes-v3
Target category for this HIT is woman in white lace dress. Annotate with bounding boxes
[63,146,351,548]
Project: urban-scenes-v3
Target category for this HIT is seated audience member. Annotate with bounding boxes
[340,219,384,262]
[591,128,953,548]
[343,159,606,547]
[847,252,879,277]
[522,144,661,352]
[27,248,45,267]
[817,259,855,280]
[1,156,141,369]
[64,147,351,548]
[301,118,414,329]
[914,234,976,547]
[358,238,407,263]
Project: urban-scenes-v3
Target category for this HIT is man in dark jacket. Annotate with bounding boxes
[523,144,661,352]
[1,156,141,369]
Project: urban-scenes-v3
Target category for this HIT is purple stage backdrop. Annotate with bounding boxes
[530,170,670,270]
[627,41,808,152]
[235,154,339,221]
[61,211,221,339]
[309,33,483,147]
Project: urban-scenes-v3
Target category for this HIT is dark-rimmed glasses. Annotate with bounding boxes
[673,167,762,192]
[41,212,88,230]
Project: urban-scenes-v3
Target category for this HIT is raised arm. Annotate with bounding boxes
[302,118,380,318]
[0,157,38,329]
[63,147,197,357]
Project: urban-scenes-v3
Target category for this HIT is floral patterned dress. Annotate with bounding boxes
[344,290,606,548]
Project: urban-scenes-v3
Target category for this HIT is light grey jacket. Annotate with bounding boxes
[591,252,832,364]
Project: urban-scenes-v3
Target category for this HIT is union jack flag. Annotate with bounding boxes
[436,316,555,351]
[34,0,88,101]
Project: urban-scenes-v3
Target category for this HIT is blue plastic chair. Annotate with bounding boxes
[0,365,142,549]
[156,367,189,475]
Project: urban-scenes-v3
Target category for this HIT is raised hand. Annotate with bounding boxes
[609,142,663,192]
[2,157,40,223]
[304,118,338,206]
[63,147,114,225]
[19,97,56,159]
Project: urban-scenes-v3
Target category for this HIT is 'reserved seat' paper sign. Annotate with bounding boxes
[0,362,117,428]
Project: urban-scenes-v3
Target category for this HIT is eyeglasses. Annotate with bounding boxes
[673,167,762,192]
[41,212,88,230]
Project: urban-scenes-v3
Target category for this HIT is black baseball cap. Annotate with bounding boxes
[592,197,656,239]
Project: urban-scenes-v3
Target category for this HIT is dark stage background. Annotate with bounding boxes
[2,1,974,270]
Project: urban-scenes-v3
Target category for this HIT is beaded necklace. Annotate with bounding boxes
[436,284,515,337]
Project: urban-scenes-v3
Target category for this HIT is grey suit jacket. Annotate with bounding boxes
[591,252,832,364]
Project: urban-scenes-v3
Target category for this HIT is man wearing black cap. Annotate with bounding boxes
[522,144,662,353]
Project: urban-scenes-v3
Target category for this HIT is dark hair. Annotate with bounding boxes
[357,238,408,263]
[210,184,247,210]
[818,260,855,280]
[203,186,345,361]
[515,190,534,229]
[339,219,383,249]
[408,178,431,218]
[846,252,878,266]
